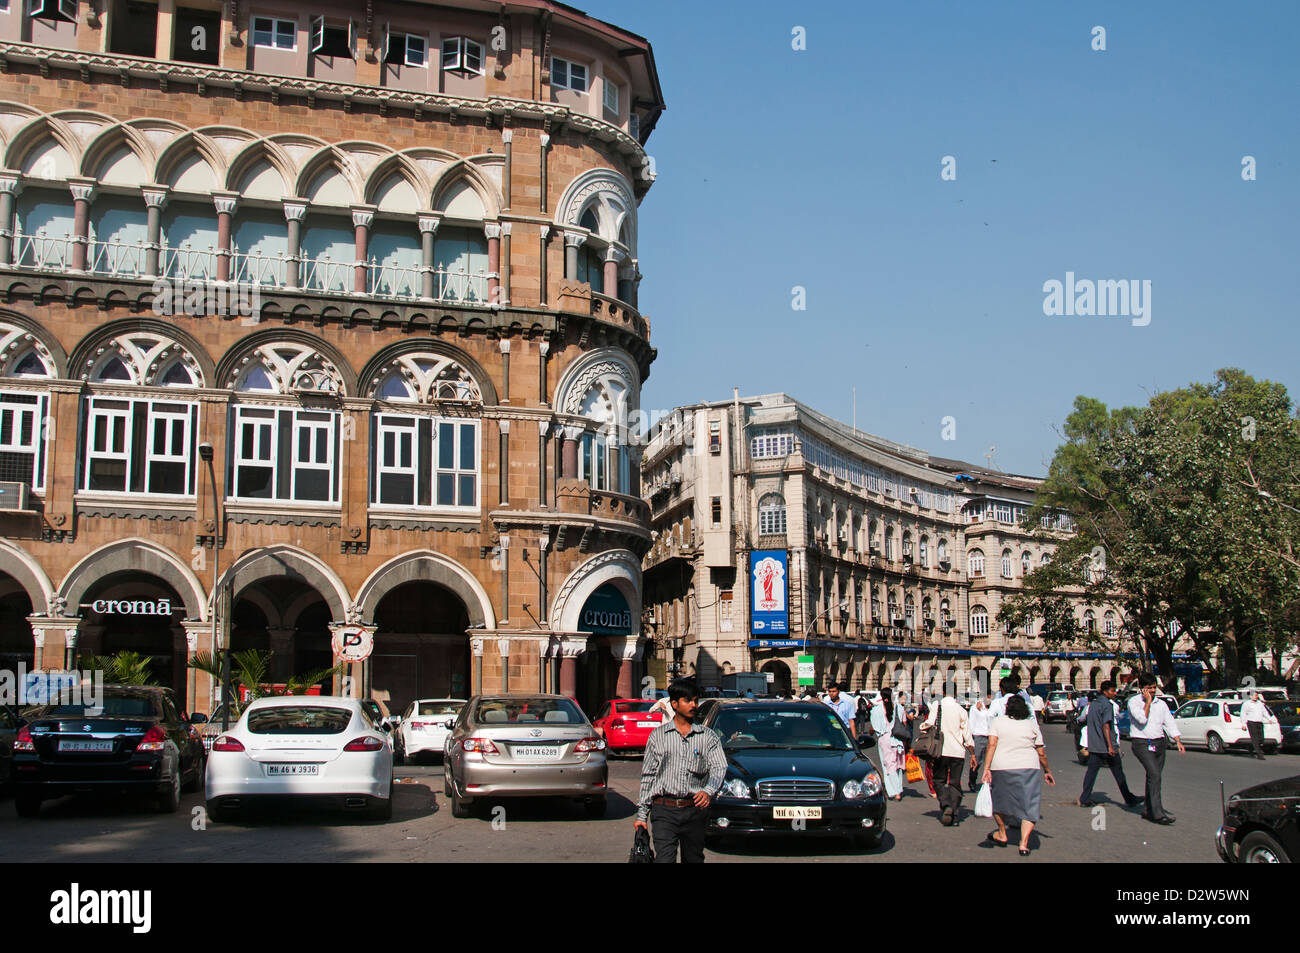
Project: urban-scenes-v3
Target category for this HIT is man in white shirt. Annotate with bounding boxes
[1126,673,1185,824]
[921,691,974,826]
[966,693,994,792]
[1240,691,1271,760]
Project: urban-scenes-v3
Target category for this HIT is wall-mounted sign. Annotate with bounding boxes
[331,626,374,663]
[750,550,788,636]
[797,654,815,686]
[579,585,633,635]
[89,599,177,616]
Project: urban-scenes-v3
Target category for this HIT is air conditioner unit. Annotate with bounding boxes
[908,487,919,496]
[0,481,31,511]
[902,553,913,564]
[838,528,848,542]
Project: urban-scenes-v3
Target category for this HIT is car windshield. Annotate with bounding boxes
[712,707,855,750]
[614,701,655,713]
[247,706,353,734]
[473,697,584,725]
[1048,692,1068,701]
[417,701,462,716]
[49,693,159,718]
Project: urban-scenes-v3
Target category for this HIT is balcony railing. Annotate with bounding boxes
[160,242,218,280]
[13,232,73,271]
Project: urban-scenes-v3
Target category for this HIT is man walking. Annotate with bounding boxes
[636,680,727,862]
[921,688,974,825]
[967,692,993,792]
[1240,690,1270,760]
[1078,681,1142,808]
[1126,673,1185,825]
[823,682,857,739]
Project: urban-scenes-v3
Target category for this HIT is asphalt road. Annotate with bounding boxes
[1,722,1294,863]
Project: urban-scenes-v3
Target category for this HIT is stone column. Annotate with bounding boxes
[351,205,375,294]
[539,133,551,213]
[538,225,550,306]
[498,338,511,404]
[0,173,21,265]
[561,425,581,479]
[497,638,511,693]
[471,637,485,696]
[538,339,550,405]
[500,221,512,305]
[418,214,439,300]
[68,177,96,273]
[484,222,501,304]
[181,619,210,713]
[497,419,510,505]
[603,245,624,299]
[27,614,79,672]
[559,639,584,698]
[212,191,238,282]
[537,420,549,507]
[610,638,644,700]
[283,199,307,290]
[563,230,585,280]
[141,186,168,278]
[501,127,513,209]
[608,437,620,493]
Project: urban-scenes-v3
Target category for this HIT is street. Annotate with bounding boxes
[2,723,1294,863]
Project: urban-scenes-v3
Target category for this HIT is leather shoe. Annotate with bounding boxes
[1152,815,1176,825]
[1077,798,1097,807]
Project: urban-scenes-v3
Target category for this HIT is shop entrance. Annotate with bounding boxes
[76,575,187,705]
[371,581,469,715]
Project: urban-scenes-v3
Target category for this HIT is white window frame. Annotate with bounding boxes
[29,0,76,21]
[230,406,340,505]
[144,402,194,496]
[432,418,479,510]
[374,413,418,505]
[292,412,335,502]
[1001,551,1013,579]
[968,550,984,576]
[758,497,787,535]
[995,503,1013,523]
[0,391,47,490]
[1021,551,1031,576]
[83,398,132,493]
[602,77,619,113]
[970,607,989,636]
[232,407,275,500]
[82,397,196,497]
[442,36,485,75]
[550,55,587,92]
[918,536,928,568]
[384,28,427,68]
[309,15,354,58]
[252,16,296,51]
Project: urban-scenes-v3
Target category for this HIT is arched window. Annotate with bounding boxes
[970,606,989,636]
[758,494,787,535]
[1001,549,1013,579]
[940,598,950,619]
[887,590,899,623]
[433,225,489,303]
[870,587,882,622]
[1103,611,1116,637]
[1041,553,1051,566]
[884,526,895,561]
[918,535,929,568]
[0,323,53,491]
[937,538,948,565]
[904,593,915,629]
[1021,551,1031,576]
[902,530,913,560]
[1084,610,1096,635]
[968,549,985,577]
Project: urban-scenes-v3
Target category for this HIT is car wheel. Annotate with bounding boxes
[156,768,182,813]
[583,796,606,819]
[1206,732,1226,755]
[182,757,205,794]
[1239,830,1290,863]
[450,781,472,819]
[15,793,41,818]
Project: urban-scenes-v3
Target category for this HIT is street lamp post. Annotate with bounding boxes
[803,602,848,692]
[198,442,231,731]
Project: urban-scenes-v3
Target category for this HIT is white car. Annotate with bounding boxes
[395,698,465,764]
[1206,688,1290,703]
[1173,699,1282,755]
[205,696,394,821]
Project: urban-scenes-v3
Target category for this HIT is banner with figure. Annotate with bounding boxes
[750,550,789,636]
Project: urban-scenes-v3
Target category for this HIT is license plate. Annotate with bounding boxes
[636,722,658,728]
[265,763,320,776]
[58,740,113,752]
[773,805,822,820]
[512,745,562,761]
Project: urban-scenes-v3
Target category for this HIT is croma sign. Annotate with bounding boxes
[579,585,632,635]
[89,599,177,616]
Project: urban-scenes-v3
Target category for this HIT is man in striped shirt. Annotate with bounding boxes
[636,680,727,863]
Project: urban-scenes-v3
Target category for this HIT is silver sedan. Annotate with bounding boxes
[443,694,608,819]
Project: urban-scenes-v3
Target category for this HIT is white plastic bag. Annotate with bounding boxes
[1079,726,1089,750]
[975,782,993,818]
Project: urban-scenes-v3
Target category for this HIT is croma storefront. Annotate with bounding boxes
[574,584,636,710]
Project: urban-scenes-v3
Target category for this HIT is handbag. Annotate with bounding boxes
[912,698,945,761]
[905,752,924,783]
[890,708,912,746]
[974,782,993,818]
[628,825,655,863]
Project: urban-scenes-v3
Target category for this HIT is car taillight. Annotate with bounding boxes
[461,737,499,754]
[609,719,625,730]
[14,725,34,752]
[1224,708,1232,723]
[343,736,385,752]
[137,724,168,752]
[411,721,428,729]
[211,735,245,752]
[574,736,607,753]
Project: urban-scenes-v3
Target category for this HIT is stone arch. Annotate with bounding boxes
[296,144,369,206]
[0,539,54,615]
[429,160,501,220]
[0,310,68,377]
[554,167,638,256]
[80,122,159,184]
[68,317,215,387]
[155,129,233,191]
[225,138,298,198]
[357,338,497,405]
[553,346,640,419]
[355,550,494,628]
[363,152,430,208]
[60,539,207,620]
[215,327,357,396]
[4,113,86,176]
[224,545,349,622]
[551,550,641,637]
[0,101,43,155]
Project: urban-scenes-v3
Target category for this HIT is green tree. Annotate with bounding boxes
[81,651,158,686]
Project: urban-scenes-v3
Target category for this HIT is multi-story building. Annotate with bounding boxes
[0,0,663,716]
[641,393,1150,697]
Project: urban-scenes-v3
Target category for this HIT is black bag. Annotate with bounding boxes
[890,708,912,746]
[628,825,655,863]
[913,698,944,761]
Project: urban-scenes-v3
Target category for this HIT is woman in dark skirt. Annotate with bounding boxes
[981,694,1055,855]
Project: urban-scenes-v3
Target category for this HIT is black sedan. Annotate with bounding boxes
[1268,701,1300,752]
[701,700,887,849]
[1,703,25,789]
[12,685,206,817]
[1216,775,1299,863]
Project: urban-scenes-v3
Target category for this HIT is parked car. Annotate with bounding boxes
[590,698,665,756]
[1268,701,1300,753]
[1,703,27,790]
[360,698,400,733]
[1173,699,1281,754]
[394,698,465,764]
[1207,687,1290,703]
[443,694,608,819]
[205,695,393,822]
[1044,691,1074,723]
[1216,774,1299,863]
[702,699,887,849]
[12,685,206,817]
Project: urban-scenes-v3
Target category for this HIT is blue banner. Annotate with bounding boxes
[750,550,789,636]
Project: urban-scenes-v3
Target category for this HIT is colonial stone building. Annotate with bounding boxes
[641,394,1184,697]
[0,0,663,715]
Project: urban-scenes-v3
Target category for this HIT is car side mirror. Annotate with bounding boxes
[189,712,208,724]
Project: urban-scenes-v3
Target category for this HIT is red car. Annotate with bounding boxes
[591,699,665,755]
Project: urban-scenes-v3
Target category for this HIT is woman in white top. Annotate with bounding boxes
[869,687,905,800]
[982,694,1055,855]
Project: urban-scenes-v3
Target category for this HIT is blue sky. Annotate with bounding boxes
[601,0,1300,476]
